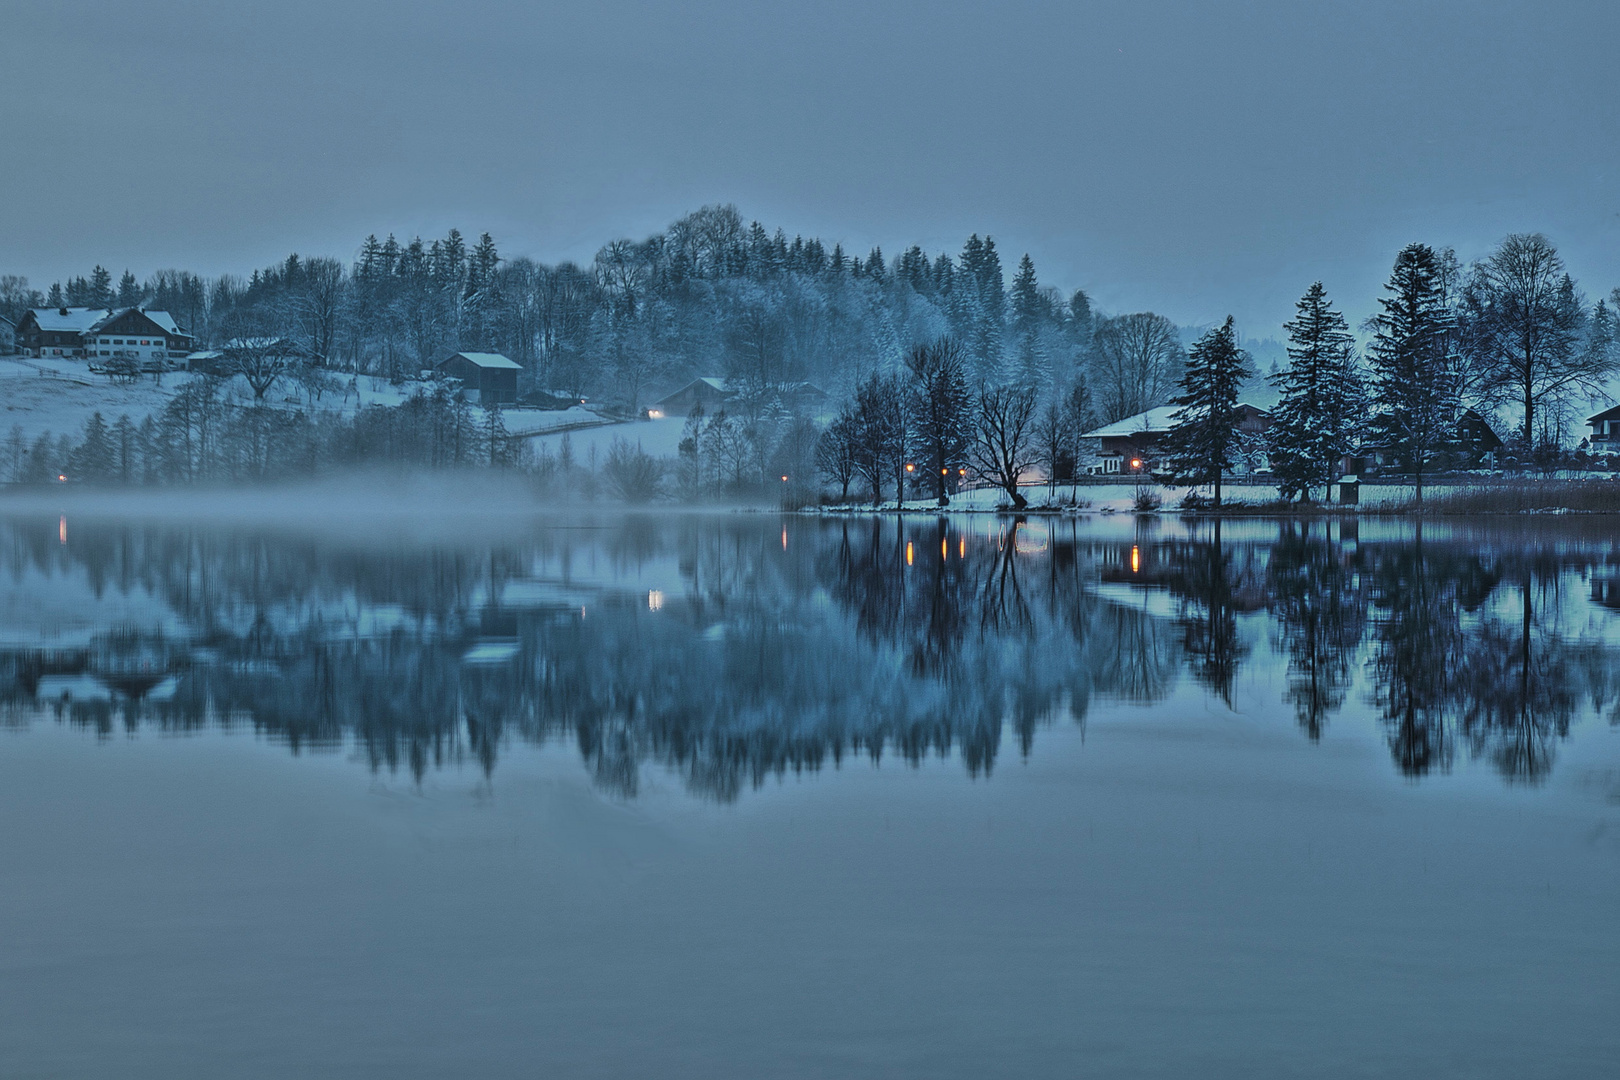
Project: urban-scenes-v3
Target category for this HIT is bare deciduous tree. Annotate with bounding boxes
[1090,312,1183,424]
[1461,234,1602,449]
[970,384,1039,509]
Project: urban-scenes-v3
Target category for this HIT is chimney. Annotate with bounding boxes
[59,306,69,316]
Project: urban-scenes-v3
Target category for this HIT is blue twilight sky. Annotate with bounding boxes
[2,0,1617,335]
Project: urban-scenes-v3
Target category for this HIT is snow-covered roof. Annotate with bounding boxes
[699,376,728,391]
[86,307,186,336]
[29,307,112,333]
[1083,402,1269,442]
[221,336,299,351]
[145,311,182,335]
[447,351,520,369]
[1083,406,1184,440]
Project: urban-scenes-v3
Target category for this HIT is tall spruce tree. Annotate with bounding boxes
[1367,244,1455,503]
[88,266,113,309]
[1268,283,1362,501]
[116,270,142,307]
[1164,316,1252,507]
[1009,254,1048,391]
[70,413,114,483]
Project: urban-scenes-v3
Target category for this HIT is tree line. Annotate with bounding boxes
[5,217,1616,502]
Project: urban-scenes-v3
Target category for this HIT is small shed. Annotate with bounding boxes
[437,352,520,405]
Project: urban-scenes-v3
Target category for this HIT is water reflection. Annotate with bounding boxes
[3,514,1618,797]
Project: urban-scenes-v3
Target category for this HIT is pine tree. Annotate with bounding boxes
[1268,283,1362,501]
[70,413,114,483]
[47,282,64,308]
[112,415,138,484]
[1367,244,1456,502]
[117,270,142,307]
[1164,317,1253,506]
[483,404,508,466]
[864,247,886,283]
[88,266,114,309]
[1009,254,1048,390]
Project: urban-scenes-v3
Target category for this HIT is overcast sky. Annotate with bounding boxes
[3,0,1617,335]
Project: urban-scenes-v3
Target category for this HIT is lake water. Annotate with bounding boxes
[1,509,1617,1079]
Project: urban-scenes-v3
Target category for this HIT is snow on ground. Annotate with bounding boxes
[522,415,688,462]
[501,405,610,437]
[0,360,456,443]
[831,480,1421,514]
[0,357,182,440]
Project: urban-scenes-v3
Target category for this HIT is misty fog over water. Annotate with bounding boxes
[0,509,1616,1077]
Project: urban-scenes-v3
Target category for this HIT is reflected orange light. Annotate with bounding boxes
[782,527,788,550]
[905,541,914,566]
[59,516,66,545]
[941,538,948,560]
[958,537,966,558]
[1131,545,1141,573]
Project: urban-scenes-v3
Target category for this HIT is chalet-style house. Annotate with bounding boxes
[436,352,520,405]
[1082,403,1272,475]
[14,306,193,364]
[1349,409,1504,474]
[649,377,829,419]
[1585,405,1620,455]
[650,377,733,418]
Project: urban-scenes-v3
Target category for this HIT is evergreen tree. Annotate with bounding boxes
[1367,244,1456,502]
[1268,282,1362,501]
[117,270,142,307]
[483,404,509,466]
[112,414,138,484]
[89,266,114,308]
[70,413,114,483]
[46,282,64,308]
[1009,254,1048,390]
[1164,316,1252,507]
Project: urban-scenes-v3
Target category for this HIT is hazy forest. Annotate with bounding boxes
[3,205,1617,503]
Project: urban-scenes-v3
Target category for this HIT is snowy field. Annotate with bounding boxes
[521,414,689,462]
[0,357,180,440]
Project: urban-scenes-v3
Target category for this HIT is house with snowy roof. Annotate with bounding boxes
[15,306,192,363]
[1082,402,1271,475]
[651,377,733,418]
[435,351,520,405]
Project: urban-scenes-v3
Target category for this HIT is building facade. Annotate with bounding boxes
[1082,403,1272,475]
[15,306,193,364]
[437,352,520,405]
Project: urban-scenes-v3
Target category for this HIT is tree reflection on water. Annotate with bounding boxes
[2,514,1617,798]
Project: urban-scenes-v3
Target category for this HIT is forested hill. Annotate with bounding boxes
[4,204,1133,417]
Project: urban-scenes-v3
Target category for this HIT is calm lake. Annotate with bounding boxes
[1,509,1617,1079]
